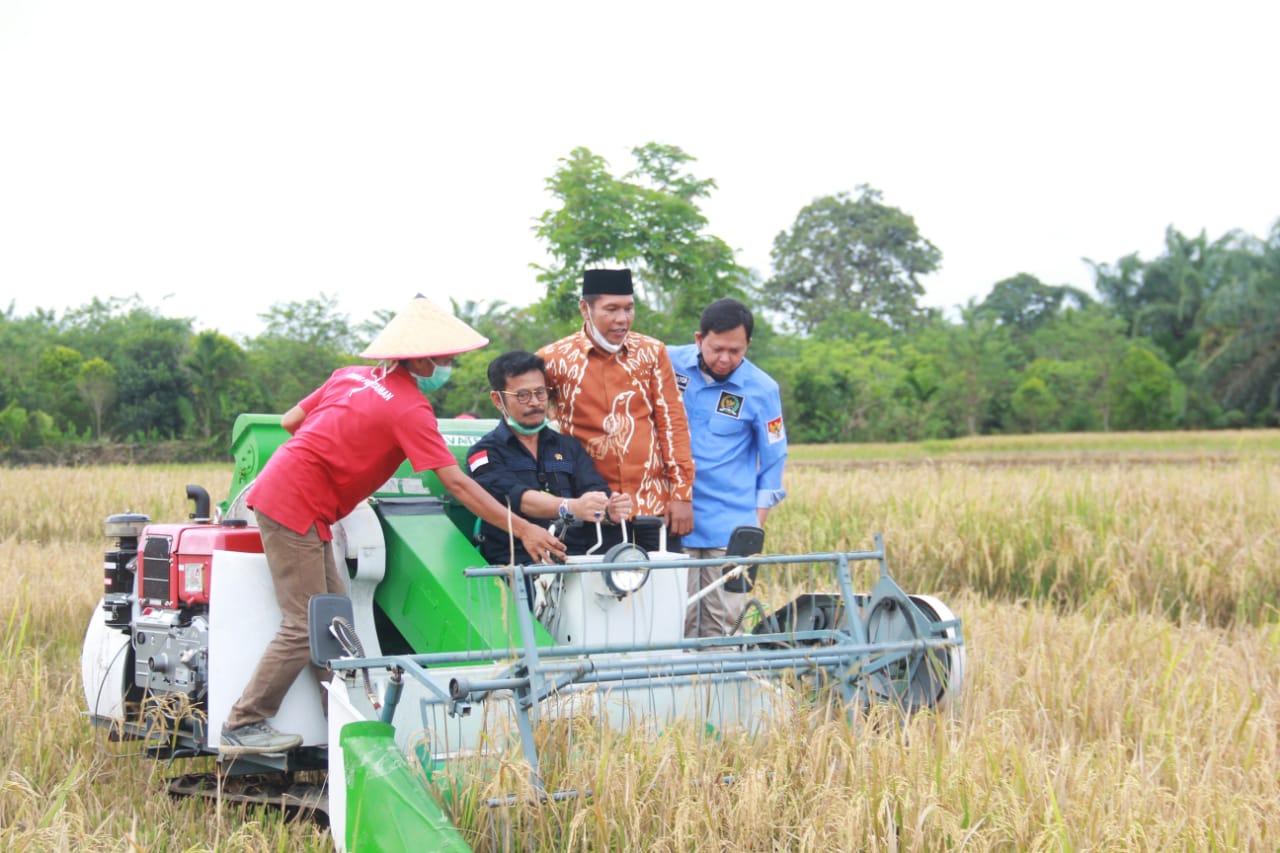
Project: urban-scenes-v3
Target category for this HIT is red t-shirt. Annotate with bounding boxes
[247,365,457,539]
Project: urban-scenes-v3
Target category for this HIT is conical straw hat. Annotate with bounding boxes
[359,295,489,360]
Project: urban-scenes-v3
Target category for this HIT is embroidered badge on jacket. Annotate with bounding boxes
[716,392,744,418]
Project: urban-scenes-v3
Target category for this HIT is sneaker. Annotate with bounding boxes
[219,721,303,756]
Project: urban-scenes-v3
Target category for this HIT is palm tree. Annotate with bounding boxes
[1195,224,1280,422]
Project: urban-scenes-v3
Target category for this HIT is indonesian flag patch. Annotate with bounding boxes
[467,450,490,472]
[767,416,785,444]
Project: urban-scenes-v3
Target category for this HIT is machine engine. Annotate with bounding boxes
[95,486,265,719]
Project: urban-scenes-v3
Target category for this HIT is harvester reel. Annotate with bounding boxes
[861,590,964,714]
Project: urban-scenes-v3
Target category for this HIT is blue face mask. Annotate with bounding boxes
[413,360,452,394]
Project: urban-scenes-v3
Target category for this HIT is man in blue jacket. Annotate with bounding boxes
[669,298,788,638]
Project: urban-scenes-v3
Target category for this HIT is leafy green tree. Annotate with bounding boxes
[1109,342,1179,430]
[1028,304,1131,431]
[762,335,906,442]
[1011,375,1060,433]
[921,304,1020,436]
[426,354,492,421]
[247,294,355,412]
[36,344,87,433]
[354,308,396,354]
[1017,356,1101,432]
[0,403,59,450]
[0,403,28,452]
[57,297,194,439]
[59,296,166,360]
[257,292,357,354]
[533,143,749,340]
[427,298,546,420]
[113,317,194,439]
[808,306,901,343]
[75,357,117,439]
[764,186,941,333]
[183,331,249,439]
[889,345,946,440]
[0,304,58,414]
[534,146,634,320]
[452,299,544,353]
[976,273,1093,343]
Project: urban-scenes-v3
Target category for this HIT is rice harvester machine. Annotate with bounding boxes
[82,414,965,851]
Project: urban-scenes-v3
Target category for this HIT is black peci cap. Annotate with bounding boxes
[582,268,634,296]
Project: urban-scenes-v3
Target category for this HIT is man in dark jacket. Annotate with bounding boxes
[467,350,632,576]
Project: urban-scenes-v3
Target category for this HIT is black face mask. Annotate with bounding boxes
[697,350,736,383]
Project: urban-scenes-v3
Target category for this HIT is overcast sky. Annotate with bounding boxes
[2,1,1276,340]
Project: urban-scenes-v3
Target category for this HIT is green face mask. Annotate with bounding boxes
[501,402,548,435]
[507,416,547,435]
[413,360,452,394]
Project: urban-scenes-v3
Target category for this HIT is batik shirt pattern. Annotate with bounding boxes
[538,329,694,517]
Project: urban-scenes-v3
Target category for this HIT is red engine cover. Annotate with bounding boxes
[139,522,264,608]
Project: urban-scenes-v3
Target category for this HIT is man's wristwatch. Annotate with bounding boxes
[558,499,569,520]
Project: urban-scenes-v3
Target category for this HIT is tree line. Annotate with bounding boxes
[2,142,1277,458]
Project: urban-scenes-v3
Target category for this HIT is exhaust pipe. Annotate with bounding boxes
[185,485,211,523]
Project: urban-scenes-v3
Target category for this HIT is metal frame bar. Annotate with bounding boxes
[327,537,964,793]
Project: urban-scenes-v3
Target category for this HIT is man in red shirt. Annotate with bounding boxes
[220,296,565,756]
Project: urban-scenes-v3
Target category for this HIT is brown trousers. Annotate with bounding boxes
[683,547,747,639]
[224,510,348,730]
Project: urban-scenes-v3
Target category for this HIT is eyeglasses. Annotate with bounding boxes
[500,387,550,404]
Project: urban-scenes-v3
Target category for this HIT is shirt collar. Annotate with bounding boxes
[494,418,517,443]
[702,371,744,390]
[681,345,746,389]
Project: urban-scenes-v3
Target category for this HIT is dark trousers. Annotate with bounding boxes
[592,522,682,556]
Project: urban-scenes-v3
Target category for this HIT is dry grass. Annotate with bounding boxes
[3,443,1280,850]
[790,428,1280,462]
[1,467,329,851]
[439,593,1279,851]
[770,455,1280,626]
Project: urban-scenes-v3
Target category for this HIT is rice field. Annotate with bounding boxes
[2,431,1279,850]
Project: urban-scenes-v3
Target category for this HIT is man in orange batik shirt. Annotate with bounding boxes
[537,268,694,554]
